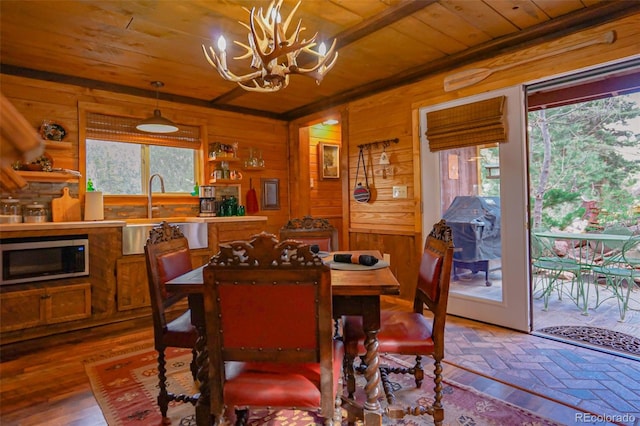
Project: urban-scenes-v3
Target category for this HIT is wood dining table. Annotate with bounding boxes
[165,250,400,426]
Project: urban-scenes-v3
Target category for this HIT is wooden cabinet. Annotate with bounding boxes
[116,257,150,311]
[217,221,267,245]
[116,252,211,311]
[0,283,91,332]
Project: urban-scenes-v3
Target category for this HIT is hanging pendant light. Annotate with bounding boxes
[136,81,179,133]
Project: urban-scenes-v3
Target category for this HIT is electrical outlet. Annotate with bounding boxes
[392,185,407,199]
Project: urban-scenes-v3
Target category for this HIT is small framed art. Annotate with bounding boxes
[319,143,340,179]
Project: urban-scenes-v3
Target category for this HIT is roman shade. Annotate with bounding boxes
[425,96,507,152]
[86,112,200,148]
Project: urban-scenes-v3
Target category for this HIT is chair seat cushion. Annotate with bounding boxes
[162,310,198,348]
[343,310,434,355]
[224,340,344,409]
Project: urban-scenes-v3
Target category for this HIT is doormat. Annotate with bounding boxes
[84,347,561,425]
[538,325,640,356]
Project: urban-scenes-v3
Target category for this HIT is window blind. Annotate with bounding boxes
[425,96,507,152]
[85,112,200,148]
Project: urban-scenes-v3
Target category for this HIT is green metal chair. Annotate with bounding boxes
[531,232,584,311]
[590,235,640,322]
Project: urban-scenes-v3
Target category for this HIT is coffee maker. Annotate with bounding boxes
[198,185,217,217]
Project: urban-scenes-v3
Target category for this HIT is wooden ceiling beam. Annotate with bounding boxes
[209,0,437,106]
[282,1,640,120]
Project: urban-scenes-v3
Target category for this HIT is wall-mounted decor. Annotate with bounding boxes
[319,143,340,179]
[261,178,280,210]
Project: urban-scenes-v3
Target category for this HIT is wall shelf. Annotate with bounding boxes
[208,178,242,184]
[16,171,78,183]
[44,141,73,150]
[208,157,241,163]
[242,166,266,171]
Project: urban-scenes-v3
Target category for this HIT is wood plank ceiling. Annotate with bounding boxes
[1,0,638,120]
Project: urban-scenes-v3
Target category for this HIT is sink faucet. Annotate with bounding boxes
[148,173,165,218]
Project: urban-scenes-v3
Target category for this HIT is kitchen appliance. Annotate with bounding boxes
[198,185,217,217]
[1,197,22,223]
[1,235,89,285]
[442,196,501,286]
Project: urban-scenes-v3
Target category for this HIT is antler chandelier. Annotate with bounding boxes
[202,0,338,93]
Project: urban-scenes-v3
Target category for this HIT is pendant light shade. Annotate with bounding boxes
[136,109,179,133]
[136,81,178,133]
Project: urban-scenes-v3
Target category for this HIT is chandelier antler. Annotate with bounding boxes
[202,0,338,93]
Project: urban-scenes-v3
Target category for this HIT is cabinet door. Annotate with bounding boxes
[46,283,91,324]
[218,221,267,245]
[116,257,150,311]
[0,289,46,332]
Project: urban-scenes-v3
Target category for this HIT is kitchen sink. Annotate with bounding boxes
[122,221,208,255]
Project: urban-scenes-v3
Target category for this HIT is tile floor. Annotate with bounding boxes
[442,314,640,426]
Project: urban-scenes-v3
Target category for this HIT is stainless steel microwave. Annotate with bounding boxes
[1,236,89,285]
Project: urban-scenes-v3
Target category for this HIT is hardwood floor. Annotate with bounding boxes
[1,306,639,426]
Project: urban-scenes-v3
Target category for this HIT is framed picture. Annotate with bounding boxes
[319,143,340,179]
[260,178,280,210]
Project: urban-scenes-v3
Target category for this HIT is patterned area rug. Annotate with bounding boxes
[84,347,561,425]
[538,325,640,356]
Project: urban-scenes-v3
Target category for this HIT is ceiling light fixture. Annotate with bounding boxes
[136,81,179,133]
[322,119,339,126]
[202,0,338,93]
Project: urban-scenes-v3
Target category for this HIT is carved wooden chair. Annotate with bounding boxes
[342,220,454,425]
[203,232,344,425]
[280,215,339,252]
[144,221,198,421]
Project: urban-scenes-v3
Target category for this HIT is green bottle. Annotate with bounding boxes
[87,179,95,192]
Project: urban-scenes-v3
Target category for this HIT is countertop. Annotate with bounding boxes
[0,216,269,232]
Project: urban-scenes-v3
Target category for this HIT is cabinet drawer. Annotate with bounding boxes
[0,283,91,332]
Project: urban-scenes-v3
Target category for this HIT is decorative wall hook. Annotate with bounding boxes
[357,138,399,151]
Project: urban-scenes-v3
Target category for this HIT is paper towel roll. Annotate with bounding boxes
[84,191,104,221]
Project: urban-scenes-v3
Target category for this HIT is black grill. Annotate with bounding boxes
[442,196,501,286]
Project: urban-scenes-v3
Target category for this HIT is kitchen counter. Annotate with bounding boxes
[0,216,269,233]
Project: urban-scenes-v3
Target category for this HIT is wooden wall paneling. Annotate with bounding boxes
[309,123,342,220]
[341,15,640,300]
[1,74,290,228]
[349,232,419,300]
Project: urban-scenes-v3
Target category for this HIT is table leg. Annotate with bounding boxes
[188,294,211,426]
[361,297,382,426]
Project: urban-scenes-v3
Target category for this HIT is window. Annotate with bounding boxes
[86,140,197,195]
[83,112,201,195]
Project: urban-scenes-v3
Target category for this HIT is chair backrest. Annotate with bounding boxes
[144,221,193,334]
[622,235,640,267]
[279,215,339,252]
[414,220,454,357]
[203,232,334,417]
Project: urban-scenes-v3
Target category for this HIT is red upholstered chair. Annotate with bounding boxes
[144,221,199,421]
[279,215,339,252]
[342,220,454,425]
[203,232,344,425]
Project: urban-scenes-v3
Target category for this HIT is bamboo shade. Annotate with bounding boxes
[85,113,200,148]
[425,96,506,152]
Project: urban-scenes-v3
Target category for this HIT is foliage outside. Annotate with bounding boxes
[528,93,640,231]
[86,140,196,194]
